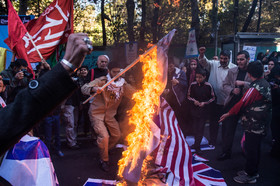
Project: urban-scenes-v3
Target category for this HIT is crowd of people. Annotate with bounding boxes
[165,47,279,184]
[0,35,279,184]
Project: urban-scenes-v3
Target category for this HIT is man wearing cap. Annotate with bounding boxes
[81,62,135,172]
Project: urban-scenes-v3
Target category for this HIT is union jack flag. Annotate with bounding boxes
[192,158,226,186]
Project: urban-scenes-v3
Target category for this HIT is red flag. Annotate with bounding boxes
[4,0,34,76]
[24,0,73,63]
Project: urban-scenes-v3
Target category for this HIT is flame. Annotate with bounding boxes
[117,46,165,184]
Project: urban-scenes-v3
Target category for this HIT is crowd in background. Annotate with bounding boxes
[0,49,279,180]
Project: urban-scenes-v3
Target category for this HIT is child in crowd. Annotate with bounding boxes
[187,69,215,153]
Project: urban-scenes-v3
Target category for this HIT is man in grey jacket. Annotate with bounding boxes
[218,50,252,160]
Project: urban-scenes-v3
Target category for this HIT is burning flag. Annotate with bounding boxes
[117,29,181,184]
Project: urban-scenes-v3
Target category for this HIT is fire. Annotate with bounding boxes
[117,46,165,184]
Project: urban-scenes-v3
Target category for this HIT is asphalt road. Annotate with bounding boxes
[51,123,280,186]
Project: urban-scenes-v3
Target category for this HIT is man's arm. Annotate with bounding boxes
[0,33,93,155]
[198,47,211,71]
[219,88,262,122]
[81,77,106,96]
[222,69,237,97]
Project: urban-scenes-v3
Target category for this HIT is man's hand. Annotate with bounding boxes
[171,79,179,86]
[219,112,230,122]
[194,100,200,106]
[163,89,170,95]
[235,80,245,87]
[199,102,205,107]
[62,33,93,71]
[199,47,206,54]
[232,88,241,95]
[15,71,24,80]
[95,87,103,94]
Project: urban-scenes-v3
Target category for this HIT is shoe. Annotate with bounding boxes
[99,160,110,172]
[233,175,257,184]
[68,144,80,150]
[217,153,231,161]
[237,170,259,178]
[56,150,64,157]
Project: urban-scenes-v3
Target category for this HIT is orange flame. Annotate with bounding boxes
[117,46,165,184]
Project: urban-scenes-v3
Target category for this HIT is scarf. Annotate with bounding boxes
[106,74,125,100]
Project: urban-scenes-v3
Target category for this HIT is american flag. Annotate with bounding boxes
[154,98,195,186]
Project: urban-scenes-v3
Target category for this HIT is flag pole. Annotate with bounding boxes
[26,32,47,63]
[82,44,157,104]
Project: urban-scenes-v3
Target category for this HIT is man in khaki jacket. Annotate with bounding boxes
[81,62,134,172]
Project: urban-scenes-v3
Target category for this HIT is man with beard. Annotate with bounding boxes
[198,47,236,148]
[218,50,252,160]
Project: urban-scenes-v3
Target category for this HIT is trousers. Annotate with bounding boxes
[90,116,121,161]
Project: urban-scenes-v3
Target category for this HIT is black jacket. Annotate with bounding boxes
[0,63,77,155]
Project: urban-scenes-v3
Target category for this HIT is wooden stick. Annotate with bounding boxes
[26,32,47,63]
[6,49,13,52]
[83,44,157,104]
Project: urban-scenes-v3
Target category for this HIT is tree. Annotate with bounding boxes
[126,0,135,42]
[151,0,159,43]
[101,0,106,46]
[241,0,258,32]
[139,0,146,43]
[190,0,200,42]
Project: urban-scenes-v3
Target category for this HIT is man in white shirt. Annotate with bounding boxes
[198,47,236,147]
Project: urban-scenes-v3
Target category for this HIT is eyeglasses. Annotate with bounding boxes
[268,64,274,66]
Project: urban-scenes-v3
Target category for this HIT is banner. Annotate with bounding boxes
[5,0,73,63]
[243,46,257,62]
[24,0,73,63]
[125,42,138,65]
[4,0,34,75]
[185,28,198,58]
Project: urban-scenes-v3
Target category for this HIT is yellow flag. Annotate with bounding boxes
[0,47,7,72]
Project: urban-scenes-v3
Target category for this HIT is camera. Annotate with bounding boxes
[21,69,33,78]
[264,65,269,72]
[2,78,10,86]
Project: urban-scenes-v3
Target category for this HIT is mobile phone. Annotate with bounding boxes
[264,65,269,72]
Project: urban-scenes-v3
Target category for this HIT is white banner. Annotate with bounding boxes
[185,28,198,58]
[243,46,257,62]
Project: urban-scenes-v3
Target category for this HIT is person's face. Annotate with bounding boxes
[168,64,175,73]
[219,55,229,68]
[268,61,275,70]
[109,68,121,80]
[195,74,206,84]
[190,60,197,70]
[236,54,249,70]
[97,56,109,70]
[182,66,187,73]
[15,66,27,72]
[80,67,88,77]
